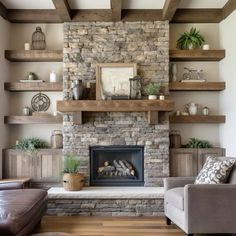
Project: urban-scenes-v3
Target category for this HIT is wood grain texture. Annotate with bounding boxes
[122,10,162,21]
[170,148,198,177]
[169,82,226,91]
[222,0,236,20]
[7,9,61,23]
[3,149,63,183]
[4,82,63,92]
[111,0,122,21]
[57,100,174,112]
[0,1,7,20]
[72,112,82,125]
[4,116,63,124]
[147,111,159,125]
[5,50,63,62]
[34,216,184,236]
[162,0,181,20]
[52,0,71,22]
[169,115,226,124]
[172,9,222,23]
[169,50,225,61]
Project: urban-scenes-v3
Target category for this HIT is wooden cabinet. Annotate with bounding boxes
[170,148,225,177]
[3,149,63,183]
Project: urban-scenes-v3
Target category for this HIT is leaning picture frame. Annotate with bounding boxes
[96,63,137,100]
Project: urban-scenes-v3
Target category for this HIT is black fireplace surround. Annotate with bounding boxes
[90,146,144,186]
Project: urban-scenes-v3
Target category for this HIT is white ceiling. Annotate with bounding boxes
[0,0,229,9]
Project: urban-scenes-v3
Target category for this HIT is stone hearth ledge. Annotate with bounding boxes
[48,187,164,199]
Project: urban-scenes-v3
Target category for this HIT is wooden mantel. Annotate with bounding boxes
[57,100,174,125]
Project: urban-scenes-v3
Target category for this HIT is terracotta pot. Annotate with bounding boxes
[63,173,84,191]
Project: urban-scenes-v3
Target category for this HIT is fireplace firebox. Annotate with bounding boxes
[90,146,144,186]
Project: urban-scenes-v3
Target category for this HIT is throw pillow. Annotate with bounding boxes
[195,156,236,184]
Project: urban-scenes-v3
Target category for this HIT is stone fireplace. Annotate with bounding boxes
[63,21,170,187]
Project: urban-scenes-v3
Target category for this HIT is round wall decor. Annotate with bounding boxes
[31,92,50,112]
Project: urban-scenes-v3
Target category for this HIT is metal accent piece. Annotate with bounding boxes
[31,92,50,111]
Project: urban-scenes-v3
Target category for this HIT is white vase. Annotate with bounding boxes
[148,95,157,100]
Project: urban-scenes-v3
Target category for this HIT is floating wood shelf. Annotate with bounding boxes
[169,115,225,124]
[169,82,225,91]
[4,82,63,92]
[57,100,174,125]
[169,50,225,61]
[4,116,63,124]
[5,50,63,62]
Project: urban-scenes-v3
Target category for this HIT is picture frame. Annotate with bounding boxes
[96,63,137,100]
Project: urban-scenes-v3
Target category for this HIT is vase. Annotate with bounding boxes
[72,79,83,100]
[186,102,198,115]
[148,95,157,100]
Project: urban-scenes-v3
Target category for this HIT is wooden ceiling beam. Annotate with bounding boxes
[0,2,8,20]
[122,10,162,21]
[162,0,181,20]
[110,0,122,21]
[52,0,71,22]
[172,9,222,23]
[221,0,236,21]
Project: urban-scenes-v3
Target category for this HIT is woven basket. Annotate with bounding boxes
[63,173,84,191]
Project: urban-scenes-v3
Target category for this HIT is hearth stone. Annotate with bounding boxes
[47,187,164,216]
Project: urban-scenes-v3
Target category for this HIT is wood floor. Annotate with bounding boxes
[34,216,185,236]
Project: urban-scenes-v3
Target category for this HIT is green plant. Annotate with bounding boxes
[63,155,80,174]
[13,137,49,152]
[185,138,212,148]
[177,27,205,50]
[145,83,161,95]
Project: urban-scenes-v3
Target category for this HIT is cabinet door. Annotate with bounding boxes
[170,148,198,177]
[197,148,226,172]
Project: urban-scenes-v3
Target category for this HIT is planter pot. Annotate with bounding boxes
[148,95,157,100]
[63,173,84,191]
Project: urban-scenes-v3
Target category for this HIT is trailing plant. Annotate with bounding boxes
[13,137,49,152]
[177,27,205,50]
[63,155,80,174]
[184,138,212,148]
[144,83,161,95]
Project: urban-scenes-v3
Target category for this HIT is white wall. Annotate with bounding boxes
[0,16,10,178]
[170,24,221,146]
[219,11,236,156]
[8,24,63,145]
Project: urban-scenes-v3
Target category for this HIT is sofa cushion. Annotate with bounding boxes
[165,187,184,211]
[195,156,236,184]
[0,189,47,236]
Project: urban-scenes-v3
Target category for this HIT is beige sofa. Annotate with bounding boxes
[164,157,236,236]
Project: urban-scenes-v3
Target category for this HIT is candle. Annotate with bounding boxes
[50,71,57,83]
[159,95,165,100]
[24,43,31,50]
[202,44,210,50]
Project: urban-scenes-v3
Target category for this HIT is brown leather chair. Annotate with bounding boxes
[0,182,47,236]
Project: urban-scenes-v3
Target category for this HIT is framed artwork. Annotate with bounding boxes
[96,63,137,100]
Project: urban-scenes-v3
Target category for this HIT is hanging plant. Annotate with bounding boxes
[177,27,205,50]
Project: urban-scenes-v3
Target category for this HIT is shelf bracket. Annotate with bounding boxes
[72,112,82,125]
[148,111,159,125]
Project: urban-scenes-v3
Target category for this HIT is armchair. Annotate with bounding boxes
[164,156,236,235]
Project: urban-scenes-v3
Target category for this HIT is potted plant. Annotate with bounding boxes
[62,155,84,191]
[177,27,205,50]
[13,137,49,153]
[145,83,161,100]
[184,138,212,148]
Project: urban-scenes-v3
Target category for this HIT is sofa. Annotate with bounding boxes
[0,182,47,236]
[164,156,236,236]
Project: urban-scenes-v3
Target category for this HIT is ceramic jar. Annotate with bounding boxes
[51,130,63,149]
[72,79,83,100]
[186,102,198,115]
[202,107,209,116]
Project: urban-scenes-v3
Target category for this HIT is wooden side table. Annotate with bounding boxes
[0,177,31,188]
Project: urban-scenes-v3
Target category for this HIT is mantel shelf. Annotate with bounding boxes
[4,82,63,92]
[5,50,63,62]
[169,82,225,91]
[170,115,226,124]
[169,49,225,61]
[4,116,63,124]
[57,100,174,125]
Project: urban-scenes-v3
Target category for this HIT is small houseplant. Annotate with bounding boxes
[62,155,84,191]
[13,137,49,153]
[177,27,205,50]
[145,83,161,100]
[184,138,212,148]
